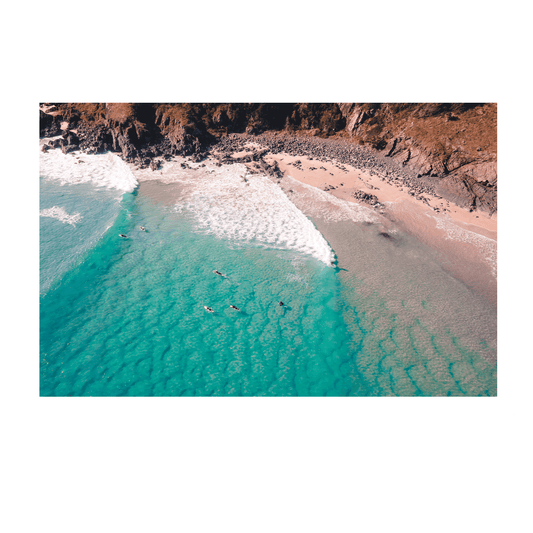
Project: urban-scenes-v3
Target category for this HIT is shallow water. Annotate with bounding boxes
[321,220,496,396]
[286,177,497,395]
[39,150,497,396]
[40,177,123,294]
[39,150,137,294]
[40,189,367,396]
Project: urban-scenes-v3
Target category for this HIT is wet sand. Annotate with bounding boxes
[130,147,497,309]
[307,215,497,368]
[265,152,497,235]
[130,150,498,377]
[265,152,497,308]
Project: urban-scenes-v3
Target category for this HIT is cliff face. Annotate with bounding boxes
[337,103,497,213]
[39,103,497,213]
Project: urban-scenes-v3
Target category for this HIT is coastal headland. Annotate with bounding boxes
[40,103,497,306]
[39,103,497,214]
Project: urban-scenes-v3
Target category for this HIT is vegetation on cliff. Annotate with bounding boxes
[39,103,497,212]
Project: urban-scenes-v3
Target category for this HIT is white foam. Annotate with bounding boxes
[427,212,497,277]
[40,206,83,226]
[40,148,138,193]
[284,176,380,224]
[171,163,335,265]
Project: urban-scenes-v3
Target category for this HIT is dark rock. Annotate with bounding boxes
[352,189,379,205]
[38,103,496,213]
[149,159,160,171]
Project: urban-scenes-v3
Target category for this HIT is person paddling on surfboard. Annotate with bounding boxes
[140,226,146,231]
[119,234,128,238]
[213,270,223,276]
[204,306,214,313]
[229,305,240,311]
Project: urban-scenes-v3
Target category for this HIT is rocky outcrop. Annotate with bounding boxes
[352,189,380,206]
[337,103,497,213]
[39,103,497,213]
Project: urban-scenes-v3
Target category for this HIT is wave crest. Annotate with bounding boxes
[40,206,83,226]
[173,163,335,265]
[40,148,138,193]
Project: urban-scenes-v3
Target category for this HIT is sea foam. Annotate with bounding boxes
[40,148,138,193]
[428,213,497,277]
[40,206,82,226]
[172,163,335,266]
[284,176,380,224]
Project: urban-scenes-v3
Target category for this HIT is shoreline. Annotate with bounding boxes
[128,133,496,308]
[264,150,497,308]
[40,103,497,217]
[130,158,497,372]
[41,129,497,309]
[208,135,496,308]
[266,152,497,236]
[38,140,497,396]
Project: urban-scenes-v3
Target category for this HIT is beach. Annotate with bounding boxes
[39,128,497,396]
[132,133,497,310]
[265,151,497,309]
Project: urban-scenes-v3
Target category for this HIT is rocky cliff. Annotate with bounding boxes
[40,103,497,213]
[337,103,496,213]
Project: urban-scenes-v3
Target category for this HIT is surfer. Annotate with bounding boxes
[279,301,284,306]
[213,270,223,276]
[204,306,214,313]
[140,226,146,231]
[119,234,128,238]
[229,305,240,311]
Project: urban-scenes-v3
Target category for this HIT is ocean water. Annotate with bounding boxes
[40,150,497,396]
[40,150,137,294]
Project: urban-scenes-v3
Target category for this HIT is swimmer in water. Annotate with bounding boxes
[119,234,128,238]
[229,305,240,311]
[204,306,214,313]
[213,270,223,276]
[279,301,284,306]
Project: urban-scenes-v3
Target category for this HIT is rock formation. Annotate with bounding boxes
[39,103,497,213]
[337,103,496,213]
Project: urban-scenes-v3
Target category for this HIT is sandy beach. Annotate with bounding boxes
[128,134,497,309]
[40,125,498,400]
[211,139,497,308]
[263,151,497,307]
[266,152,496,233]
[41,146,497,396]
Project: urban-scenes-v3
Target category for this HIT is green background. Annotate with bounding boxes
[0,2,532,533]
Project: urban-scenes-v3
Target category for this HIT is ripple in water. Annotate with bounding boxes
[40,156,497,396]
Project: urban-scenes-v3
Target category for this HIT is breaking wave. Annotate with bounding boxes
[172,162,335,265]
[40,206,82,226]
[39,148,135,294]
[40,148,138,192]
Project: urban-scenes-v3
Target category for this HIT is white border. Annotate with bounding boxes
[18,84,516,416]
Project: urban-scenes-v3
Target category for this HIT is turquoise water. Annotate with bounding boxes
[39,152,497,396]
[40,176,122,294]
[40,190,368,396]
